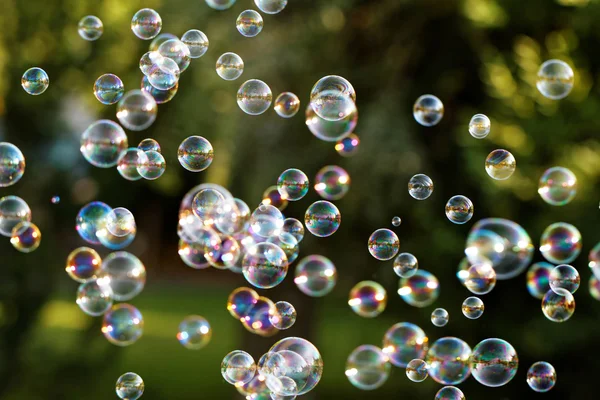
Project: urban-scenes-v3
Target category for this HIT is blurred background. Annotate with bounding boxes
[0,0,599,398]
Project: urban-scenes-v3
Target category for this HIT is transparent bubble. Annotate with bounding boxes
[94,74,124,105]
[524,261,553,299]
[469,114,491,139]
[274,92,300,118]
[78,15,103,41]
[106,208,136,238]
[117,148,148,181]
[178,239,210,269]
[21,67,49,95]
[255,0,288,14]
[214,198,251,235]
[542,289,575,322]
[282,218,304,243]
[413,94,444,127]
[227,287,259,320]
[97,227,136,250]
[262,350,311,396]
[51,196,60,204]
[236,375,270,399]
[269,301,297,330]
[177,315,211,349]
[393,252,418,278]
[334,133,359,158]
[470,338,518,387]
[10,221,41,253]
[222,350,257,385]
[398,270,440,307]
[462,296,484,319]
[207,234,242,269]
[147,56,180,90]
[390,217,402,228]
[590,242,600,280]
[178,136,214,172]
[536,59,574,100]
[117,90,158,131]
[138,150,166,180]
[348,281,387,318]
[181,29,209,58]
[66,247,102,282]
[305,200,341,237]
[305,102,357,142]
[426,337,472,385]
[102,304,144,346]
[345,345,390,390]
[431,308,449,327]
[141,75,178,104]
[101,252,146,301]
[238,79,273,115]
[116,372,144,400]
[192,189,226,225]
[261,185,288,211]
[139,51,163,76]
[540,222,582,264]
[549,264,580,295]
[445,195,474,224]
[76,277,113,316]
[250,205,284,237]
[215,52,244,81]
[236,10,264,37]
[277,169,309,201]
[538,166,577,206]
[131,8,162,40]
[368,228,400,261]
[138,138,161,153]
[310,75,356,122]
[80,120,128,168]
[75,201,111,244]
[243,242,288,289]
[406,359,429,382]
[0,143,25,187]
[435,386,465,400]
[268,338,323,395]
[294,255,337,297]
[382,322,429,368]
[314,165,350,200]
[485,149,516,180]
[242,296,278,337]
[206,0,237,10]
[149,33,178,52]
[267,233,299,264]
[157,39,191,72]
[408,174,433,200]
[465,261,496,295]
[527,361,556,393]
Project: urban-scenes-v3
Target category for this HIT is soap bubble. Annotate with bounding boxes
[139,51,163,75]
[138,138,161,153]
[116,373,144,400]
[431,308,449,327]
[242,296,278,337]
[435,386,465,400]
[101,252,146,301]
[408,174,433,200]
[268,337,323,395]
[177,315,211,349]
[178,136,214,172]
[426,337,472,385]
[78,15,103,41]
[262,185,288,211]
[305,103,357,142]
[269,301,296,330]
[10,221,41,253]
[138,150,166,180]
[207,234,242,269]
[215,198,251,235]
[549,264,580,295]
[526,262,554,299]
[235,375,269,399]
[76,277,113,316]
[348,280,387,318]
[305,200,341,237]
[274,92,300,118]
[542,289,575,322]
[66,247,102,282]
[81,120,128,168]
[277,169,309,201]
[206,0,237,10]
[540,222,582,264]
[469,114,491,139]
[310,75,356,121]
[462,297,484,319]
[75,201,111,244]
[538,166,577,206]
[21,67,49,95]
[391,216,401,227]
[398,270,440,307]
[485,149,516,180]
[141,75,178,104]
[345,345,390,390]
[314,165,350,200]
[237,10,264,37]
[117,90,157,131]
[445,195,474,224]
[117,148,148,181]
[178,240,210,270]
[537,59,574,100]
[106,207,136,238]
[393,252,418,278]
[261,350,311,395]
[227,287,259,320]
[250,204,284,237]
[527,361,556,393]
[222,351,257,385]
[102,304,144,346]
[181,29,209,58]
[97,227,136,250]
[216,52,244,80]
[590,242,600,279]
[238,79,272,115]
[382,322,429,368]
[0,142,25,187]
[283,218,304,243]
[267,233,299,264]
[413,94,443,126]
[255,0,288,14]
[131,8,162,40]
[470,338,518,387]
[51,196,60,204]
[147,56,180,90]
[465,261,496,295]
[406,359,429,382]
[368,228,400,261]
[94,74,124,105]
[335,133,360,157]
[192,189,227,224]
[157,39,191,72]
[149,33,178,51]
[242,242,288,289]
[294,255,337,297]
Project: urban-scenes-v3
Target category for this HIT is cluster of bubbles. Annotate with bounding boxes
[0,195,41,253]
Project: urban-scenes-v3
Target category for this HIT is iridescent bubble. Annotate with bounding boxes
[250,204,284,238]
[261,350,309,396]
[305,200,341,237]
[181,29,209,58]
[382,322,429,368]
[97,227,136,250]
[408,174,433,200]
[277,169,309,201]
[10,221,41,253]
[66,247,102,282]
[398,270,440,307]
[178,239,210,270]
[216,52,244,81]
[413,95,444,127]
[51,196,60,204]
[310,75,356,122]
[222,351,257,385]
[590,242,600,280]
[485,149,516,180]
[138,138,161,153]
[78,15,103,41]
[269,301,296,330]
[116,372,144,400]
[106,207,136,238]
[117,148,148,181]
[426,337,472,385]
[294,255,337,297]
[527,361,556,393]
[469,114,491,139]
[406,359,429,382]
[537,59,574,100]
[192,188,226,224]
[267,233,299,264]
[116,90,157,131]
[335,133,360,157]
[101,251,146,301]
[462,296,484,319]
[75,201,111,244]
[268,337,323,395]
[314,165,350,200]
[215,198,251,235]
[206,0,237,10]
[102,304,144,346]
[431,308,449,327]
[21,67,49,95]
[80,120,128,168]
[157,39,191,72]
[131,8,162,40]
[178,136,214,172]
[207,234,242,269]
[391,216,401,227]
[141,75,178,104]
[538,166,577,206]
[237,10,263,37]
[540,222,582,264]
[94,74,124,105]
[282,218,304,243]
[435,386,465,400]
[236,375,269,399]
[345,345,390,390]
[0,142,25,187]
[542,289,575,322]
[255,0,288,14]
[470,338,518,387]
[243,242,288,289]
[305,102,357,142]
[139,51,163,76]
[445,195,474,224]
[348,281,387,318]
[177,315,211,350]
[524,261,553,299]
[238,79,272,115]
[368,228,400,261]
[242,296,278,337]
[465,261,496,295]
[549,264,580,295]
[274,92,300,118]
[138,150,166,180]
[147,56,180,90]
[227,287,259,320]
[262,185,288,211]
[393,252,418,278]
[76,277,113,316]
[149,33,178,52]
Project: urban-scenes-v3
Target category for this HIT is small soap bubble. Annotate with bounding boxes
[216,52,244,81]
[75,201,111,244]
[106,208,136,238]
[382,322,429,368]
[250,204,284,237]
[408,174,433,200]
[470,338,518,387]
[345,345,390,390]
[138,150,166,180]
[131,8,162,40]
[141,75,178,104]
[238,79,272,115]
[0,142,26,187]
[274,92,300,118]
[147,56,180,91]
[431,308,449,327]
[305,200,341,237]
[262,185,288,211]
[425,337,471,385]
[177,315,212,349]
[66,247,102,283]
[149,33,178,52]
[94,74,124,105]
[138,138,161,153]
[117,148,149,181]
[116,90,158,131]
[406,359,429,382]
[435,386,465,400]
[242,242,288,289]
[181,29,209,58]
[221,350,256,385]
[542,289,575,322]
[255,0,288,14]
[227,287,259,319]
[50,196,60,204]
[21,67,49,95]
[538,166,577,206]
[81,120,128,168]
[206,0,237,10]
[101,251,146,301]
[102,304,144,346]
[469,113,491,139]
[549,264,580,295]
[314,165,350,200]
[398,270,440,307]
[537,59,574,100]
[282,218,304,243]
[526,262,554,299]
[116,372,144,400]
[76,278,113,316]
[237,10,264,37]
[445,195,474,224]
[269,301,297,330]
[178,136,214,172]
[391,216,401,227]
[464,261,496,295]
[267,232,299,264]
[540,222,582,264]
[413,95,443,126]
[527,361,556,393]
[277,168,309,201]
[485,149,516,180]
[462,296,484,319]
[157,39,191,72]
[294,255,337,297]
[310,75,356,122]
[78,15,103,41]
[139,51,163,76]
[368,228,400,261]
[10,221,41,253]
[348,280,387,318]
[393,252,418,278]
